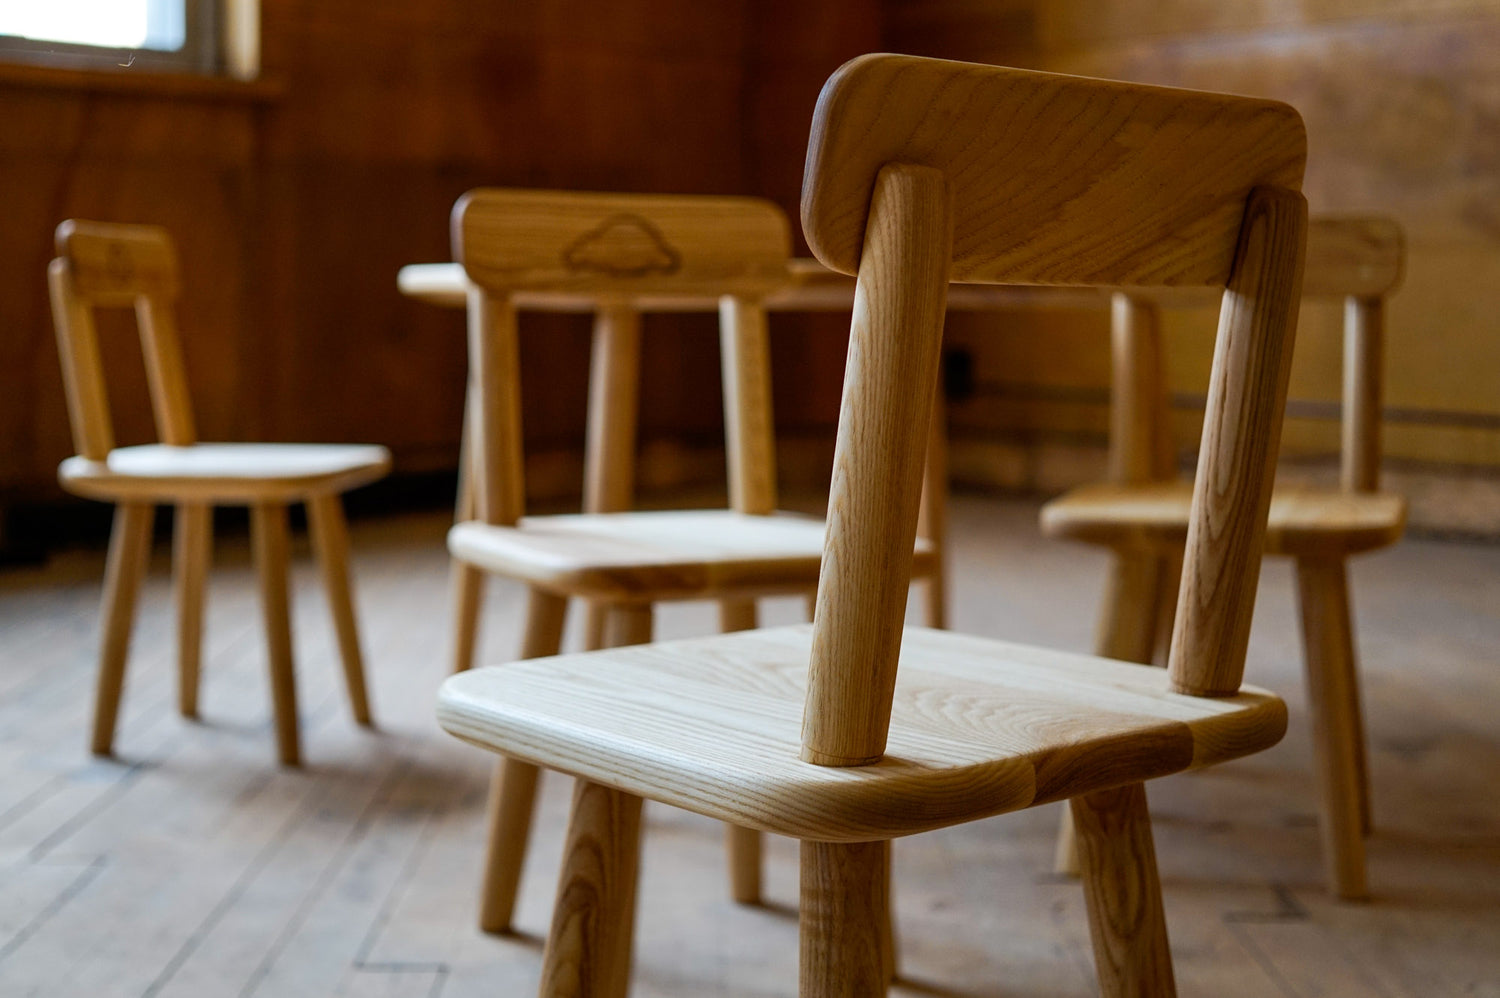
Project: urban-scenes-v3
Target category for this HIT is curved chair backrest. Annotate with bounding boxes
[49,220,196,461]
[452,189,793,526]
[798,54,1309,767]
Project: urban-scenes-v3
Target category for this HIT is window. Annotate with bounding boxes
[0,0,220,75]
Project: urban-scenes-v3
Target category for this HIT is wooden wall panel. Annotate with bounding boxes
[0,0,882,531]
[886,0,1500,477]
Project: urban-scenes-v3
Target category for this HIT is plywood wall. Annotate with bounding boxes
[886,0,1500,479]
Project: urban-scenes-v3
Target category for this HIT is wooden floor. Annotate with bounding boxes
[2,496,1497,997]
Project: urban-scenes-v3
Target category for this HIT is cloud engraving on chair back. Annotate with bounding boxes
[454,188,791,299]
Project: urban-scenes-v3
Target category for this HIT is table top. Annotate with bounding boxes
[397,259,1139,313]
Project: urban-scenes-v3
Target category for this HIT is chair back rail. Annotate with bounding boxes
[50,220,198,459]
[802,55,1305,289]
[453,190,792,527]
[799,55,1308,765]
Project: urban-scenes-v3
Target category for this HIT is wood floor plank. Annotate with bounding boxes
[0,501,1496,997]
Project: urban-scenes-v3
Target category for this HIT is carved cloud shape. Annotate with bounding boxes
[562,214,682,278]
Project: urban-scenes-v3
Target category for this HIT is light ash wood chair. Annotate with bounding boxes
[438,54,1309,997]
[445,188,941,933]
[49,220,391,766]
[1043,218,1405,899]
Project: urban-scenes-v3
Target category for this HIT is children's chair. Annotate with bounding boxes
[438,53,1309,997]
[1042,217,1405,898]
[443,189,940,932]
[50,220,391,766]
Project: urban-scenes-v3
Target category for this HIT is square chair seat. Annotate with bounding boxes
[60,442,392,504]
[1042,481,1406,558]
[437,624,1286,843]
[448,510,936,602]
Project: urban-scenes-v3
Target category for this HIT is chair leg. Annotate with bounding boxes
[251,502,300,767]
[1072,783,1177,998]
[917,373,949,630]
[1055,549,1166,874]
[605,603,653,647]
[583,601,610,651]
[450,398,487,674]
[800,839,891,998]
[450,562,487,674]
[91,502,154,756]
[172,502,211,719]
[1354,677,1373,838]
[537,777,644,998]
[1295,556,1369,900]
[717,597,765,905]
[478,588,569,933]
[306,493,373,726]
[479,756,544,934]
[1096,550,1168,664]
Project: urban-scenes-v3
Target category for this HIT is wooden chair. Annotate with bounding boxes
[444,188,941,933]
[1043,218,1405,899]
[49,220,391,766]
[438,53,1308,997]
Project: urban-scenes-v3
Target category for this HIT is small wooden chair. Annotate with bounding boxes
[49,220,391,766]
[445,189,941,933]
[438,54,1308,997]
[1043,218,1405,898]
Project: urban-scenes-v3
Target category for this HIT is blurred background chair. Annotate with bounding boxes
[1043,217,1405,898]
[438,53,1308,997]
[49,220,391,766]
[443,188,940,933]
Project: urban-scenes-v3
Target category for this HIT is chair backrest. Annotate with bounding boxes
[49,220,196,460]
[1303,217,1403,493]
[799,54,1308,767]
[1108,216,1404,495]
[452,189,793,526]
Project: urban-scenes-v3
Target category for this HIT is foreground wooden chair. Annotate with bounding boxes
[1043,218,1405,898]
[438,54,1308,997]
[445,189,940,932]
[50,220,391,766]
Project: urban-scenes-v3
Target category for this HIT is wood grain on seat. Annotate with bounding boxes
[439,624,1287,842]
[449,510,937,602]
[1043,481,1407,557]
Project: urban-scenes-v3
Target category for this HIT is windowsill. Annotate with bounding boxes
[0,60,282,102]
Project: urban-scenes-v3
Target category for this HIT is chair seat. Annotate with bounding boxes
[1041,481,1406,557]
[448,510,937,601]
[59,443,392,503]
[437,624,1286,842]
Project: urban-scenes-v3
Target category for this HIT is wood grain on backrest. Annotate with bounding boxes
[799,55,1308,765]
[802,54,1305,288]
[454,189,791,299]
[452,190,792,526]
[50,220,197,458]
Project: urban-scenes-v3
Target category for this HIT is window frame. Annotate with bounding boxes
[0,1,220,77]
